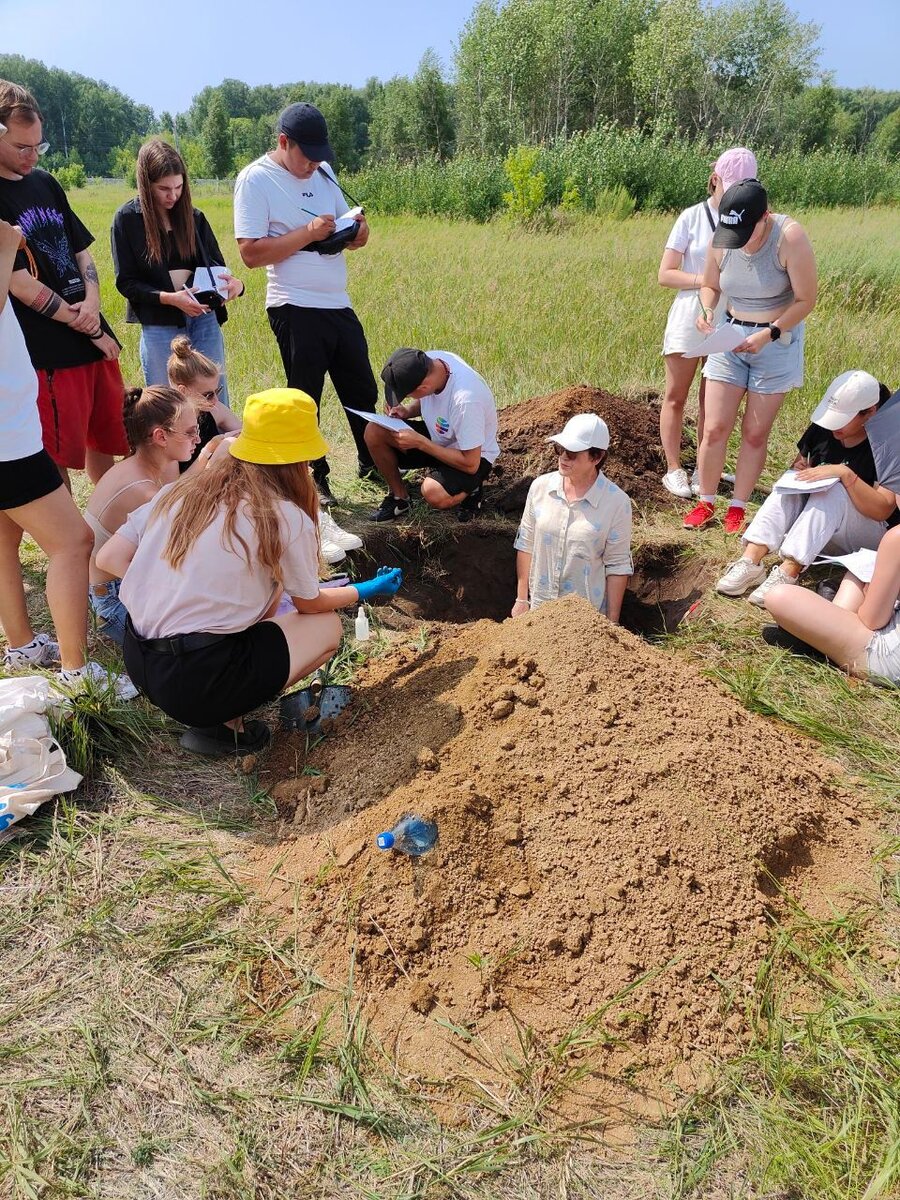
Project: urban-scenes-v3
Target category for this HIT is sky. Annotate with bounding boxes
[1,0,897,115]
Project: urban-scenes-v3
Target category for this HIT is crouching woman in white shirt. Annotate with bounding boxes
[97,388,402,756]
[511,414,633,622]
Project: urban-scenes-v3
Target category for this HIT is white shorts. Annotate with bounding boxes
[866,605,900,686]
[662,292,724,356]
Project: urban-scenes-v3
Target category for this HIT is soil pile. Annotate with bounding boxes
[250,600,871,1112]
[493,386,666,512]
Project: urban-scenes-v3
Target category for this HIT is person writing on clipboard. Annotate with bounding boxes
[233,103,377,505]
[365,349,499,523]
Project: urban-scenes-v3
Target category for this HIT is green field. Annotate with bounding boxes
[1,186,899,1200]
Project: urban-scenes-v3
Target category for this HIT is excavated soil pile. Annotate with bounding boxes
[250,599,871,1112]
[492,385,666,512]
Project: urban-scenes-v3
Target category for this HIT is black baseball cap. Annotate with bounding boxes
[381,349,431,406]
[712,179,768,249]
[277,103,333,162]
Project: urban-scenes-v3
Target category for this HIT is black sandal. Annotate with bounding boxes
[180,720,271,758]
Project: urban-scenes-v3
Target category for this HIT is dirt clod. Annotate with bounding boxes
[491,700,515,720]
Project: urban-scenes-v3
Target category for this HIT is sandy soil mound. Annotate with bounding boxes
[249,600,871,1112]
[492,385,666,512]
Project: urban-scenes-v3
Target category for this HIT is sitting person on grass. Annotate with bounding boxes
[511,414,633,622]
[366,348,499,523]
[86,385,228,646]
[764,524,900,686]
[96,388,402,758]
[716,371,897,606]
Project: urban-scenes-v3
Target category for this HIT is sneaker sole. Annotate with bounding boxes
[715,578,764,597]
[180,724,271,758]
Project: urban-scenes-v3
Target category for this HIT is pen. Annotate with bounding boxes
[301,207,318,218]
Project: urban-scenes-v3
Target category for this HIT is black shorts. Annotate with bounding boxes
[123,619,291,727]
[0,449,63,510]
[394,421,493,496]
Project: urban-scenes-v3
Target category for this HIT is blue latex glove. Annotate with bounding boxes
[354,566,403,601]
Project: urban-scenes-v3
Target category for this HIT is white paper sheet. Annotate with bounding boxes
[334,207,363,233]
[681,323,748,358]
[347,408,409,432]
[191,265,229,296]
[814,548,878,583]
[772,470,840,495]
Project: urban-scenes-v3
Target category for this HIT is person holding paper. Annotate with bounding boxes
[111,138,244,402]
[234,103,377,506]
[657,146,757,499]
[716,371,897,604]
[685,179,817,533]
[764,525,900,686]
[365,349,499,523]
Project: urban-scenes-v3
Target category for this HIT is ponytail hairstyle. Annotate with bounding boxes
[167,334,221,389]
[136,137,197,266]
[123,385,189,453]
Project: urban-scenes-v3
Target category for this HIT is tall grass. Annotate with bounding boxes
[340,131,900,220]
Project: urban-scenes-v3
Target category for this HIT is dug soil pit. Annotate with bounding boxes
[248,598,873,1119]
[492,385,667,513]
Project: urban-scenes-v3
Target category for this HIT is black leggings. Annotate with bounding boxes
[267,305,377,483]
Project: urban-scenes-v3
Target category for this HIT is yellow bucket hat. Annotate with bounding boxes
[229,389,329,465]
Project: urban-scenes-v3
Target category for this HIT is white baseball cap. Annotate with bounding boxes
[810,371,882,431]
[546,413,610,452]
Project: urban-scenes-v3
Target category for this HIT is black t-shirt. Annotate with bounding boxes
[0,169,112,370]
[797,422,898,528]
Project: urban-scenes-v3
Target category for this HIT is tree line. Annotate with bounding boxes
[3,0,900,188]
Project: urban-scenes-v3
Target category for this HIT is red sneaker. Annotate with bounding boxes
[723,505,748,535]
[683,500,716,529]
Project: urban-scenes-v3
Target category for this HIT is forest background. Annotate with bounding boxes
[2,0,900,216]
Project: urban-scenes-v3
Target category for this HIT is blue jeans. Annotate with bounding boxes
[89,579,128,647]
[139,313,230,407]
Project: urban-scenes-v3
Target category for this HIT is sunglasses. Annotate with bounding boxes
[197,384,224,401]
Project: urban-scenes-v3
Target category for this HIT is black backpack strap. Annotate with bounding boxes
[317,164,362,210]
[702,201,716,232]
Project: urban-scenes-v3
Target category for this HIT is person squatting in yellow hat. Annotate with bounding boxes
[96,388,402,757]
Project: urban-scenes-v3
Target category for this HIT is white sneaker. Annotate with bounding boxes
[321,538,347,565]
[690,469,700,496]
[748,565,798,608]
[716,559,766,597]
[3,632,60,670]
[319,510,363,552]
[662,468,693,499]
[721,471,736,485]
[58,660,139,702]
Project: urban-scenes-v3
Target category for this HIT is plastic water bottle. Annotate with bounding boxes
[355,605,370,641]
[377,815,438,856]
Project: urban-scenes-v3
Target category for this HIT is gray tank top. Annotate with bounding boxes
[720,214,794,312]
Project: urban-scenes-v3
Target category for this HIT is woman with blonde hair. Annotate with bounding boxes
[86,385,216,645]
[97,388,402,756]
[111,138,243,400]
[166,335,240,470]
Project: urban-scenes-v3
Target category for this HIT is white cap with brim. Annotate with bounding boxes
[546,413,610,452]
[810,370,881,431]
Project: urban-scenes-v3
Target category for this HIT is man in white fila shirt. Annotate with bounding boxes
[234,103,377,504]
[366,348,500,523]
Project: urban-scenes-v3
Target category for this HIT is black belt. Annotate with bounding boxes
[726,311,772,328]
[126,616,227,655]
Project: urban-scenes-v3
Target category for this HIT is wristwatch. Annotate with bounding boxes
[768,323,792,345]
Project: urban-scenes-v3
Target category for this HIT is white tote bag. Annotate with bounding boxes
[0,676,82,837]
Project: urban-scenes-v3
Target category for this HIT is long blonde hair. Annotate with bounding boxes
[151,455,319,583]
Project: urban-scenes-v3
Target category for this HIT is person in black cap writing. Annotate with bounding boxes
[233,102,377,505]
[366,349,499,522]
[685,178,817,535]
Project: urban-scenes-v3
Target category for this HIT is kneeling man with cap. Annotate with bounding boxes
[367,348,499,523]
[512,413,633,621]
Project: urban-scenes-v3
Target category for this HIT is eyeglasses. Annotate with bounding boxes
[198,384,224,401]
[166,424,201,439]
[12,141,50,158]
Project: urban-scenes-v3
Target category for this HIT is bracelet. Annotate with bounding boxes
[88,328,104,340]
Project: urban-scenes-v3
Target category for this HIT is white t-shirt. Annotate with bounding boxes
[663,199,723,354]
[118,487,320,638]
[233,154,351,310]
[419,351,499,464]
[0,299,42,461]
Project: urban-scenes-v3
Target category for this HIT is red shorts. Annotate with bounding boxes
[36,359,129,470]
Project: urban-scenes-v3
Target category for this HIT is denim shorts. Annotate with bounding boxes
[703,321,804,395]
[89,579,128,647]
[866,605,900,686]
